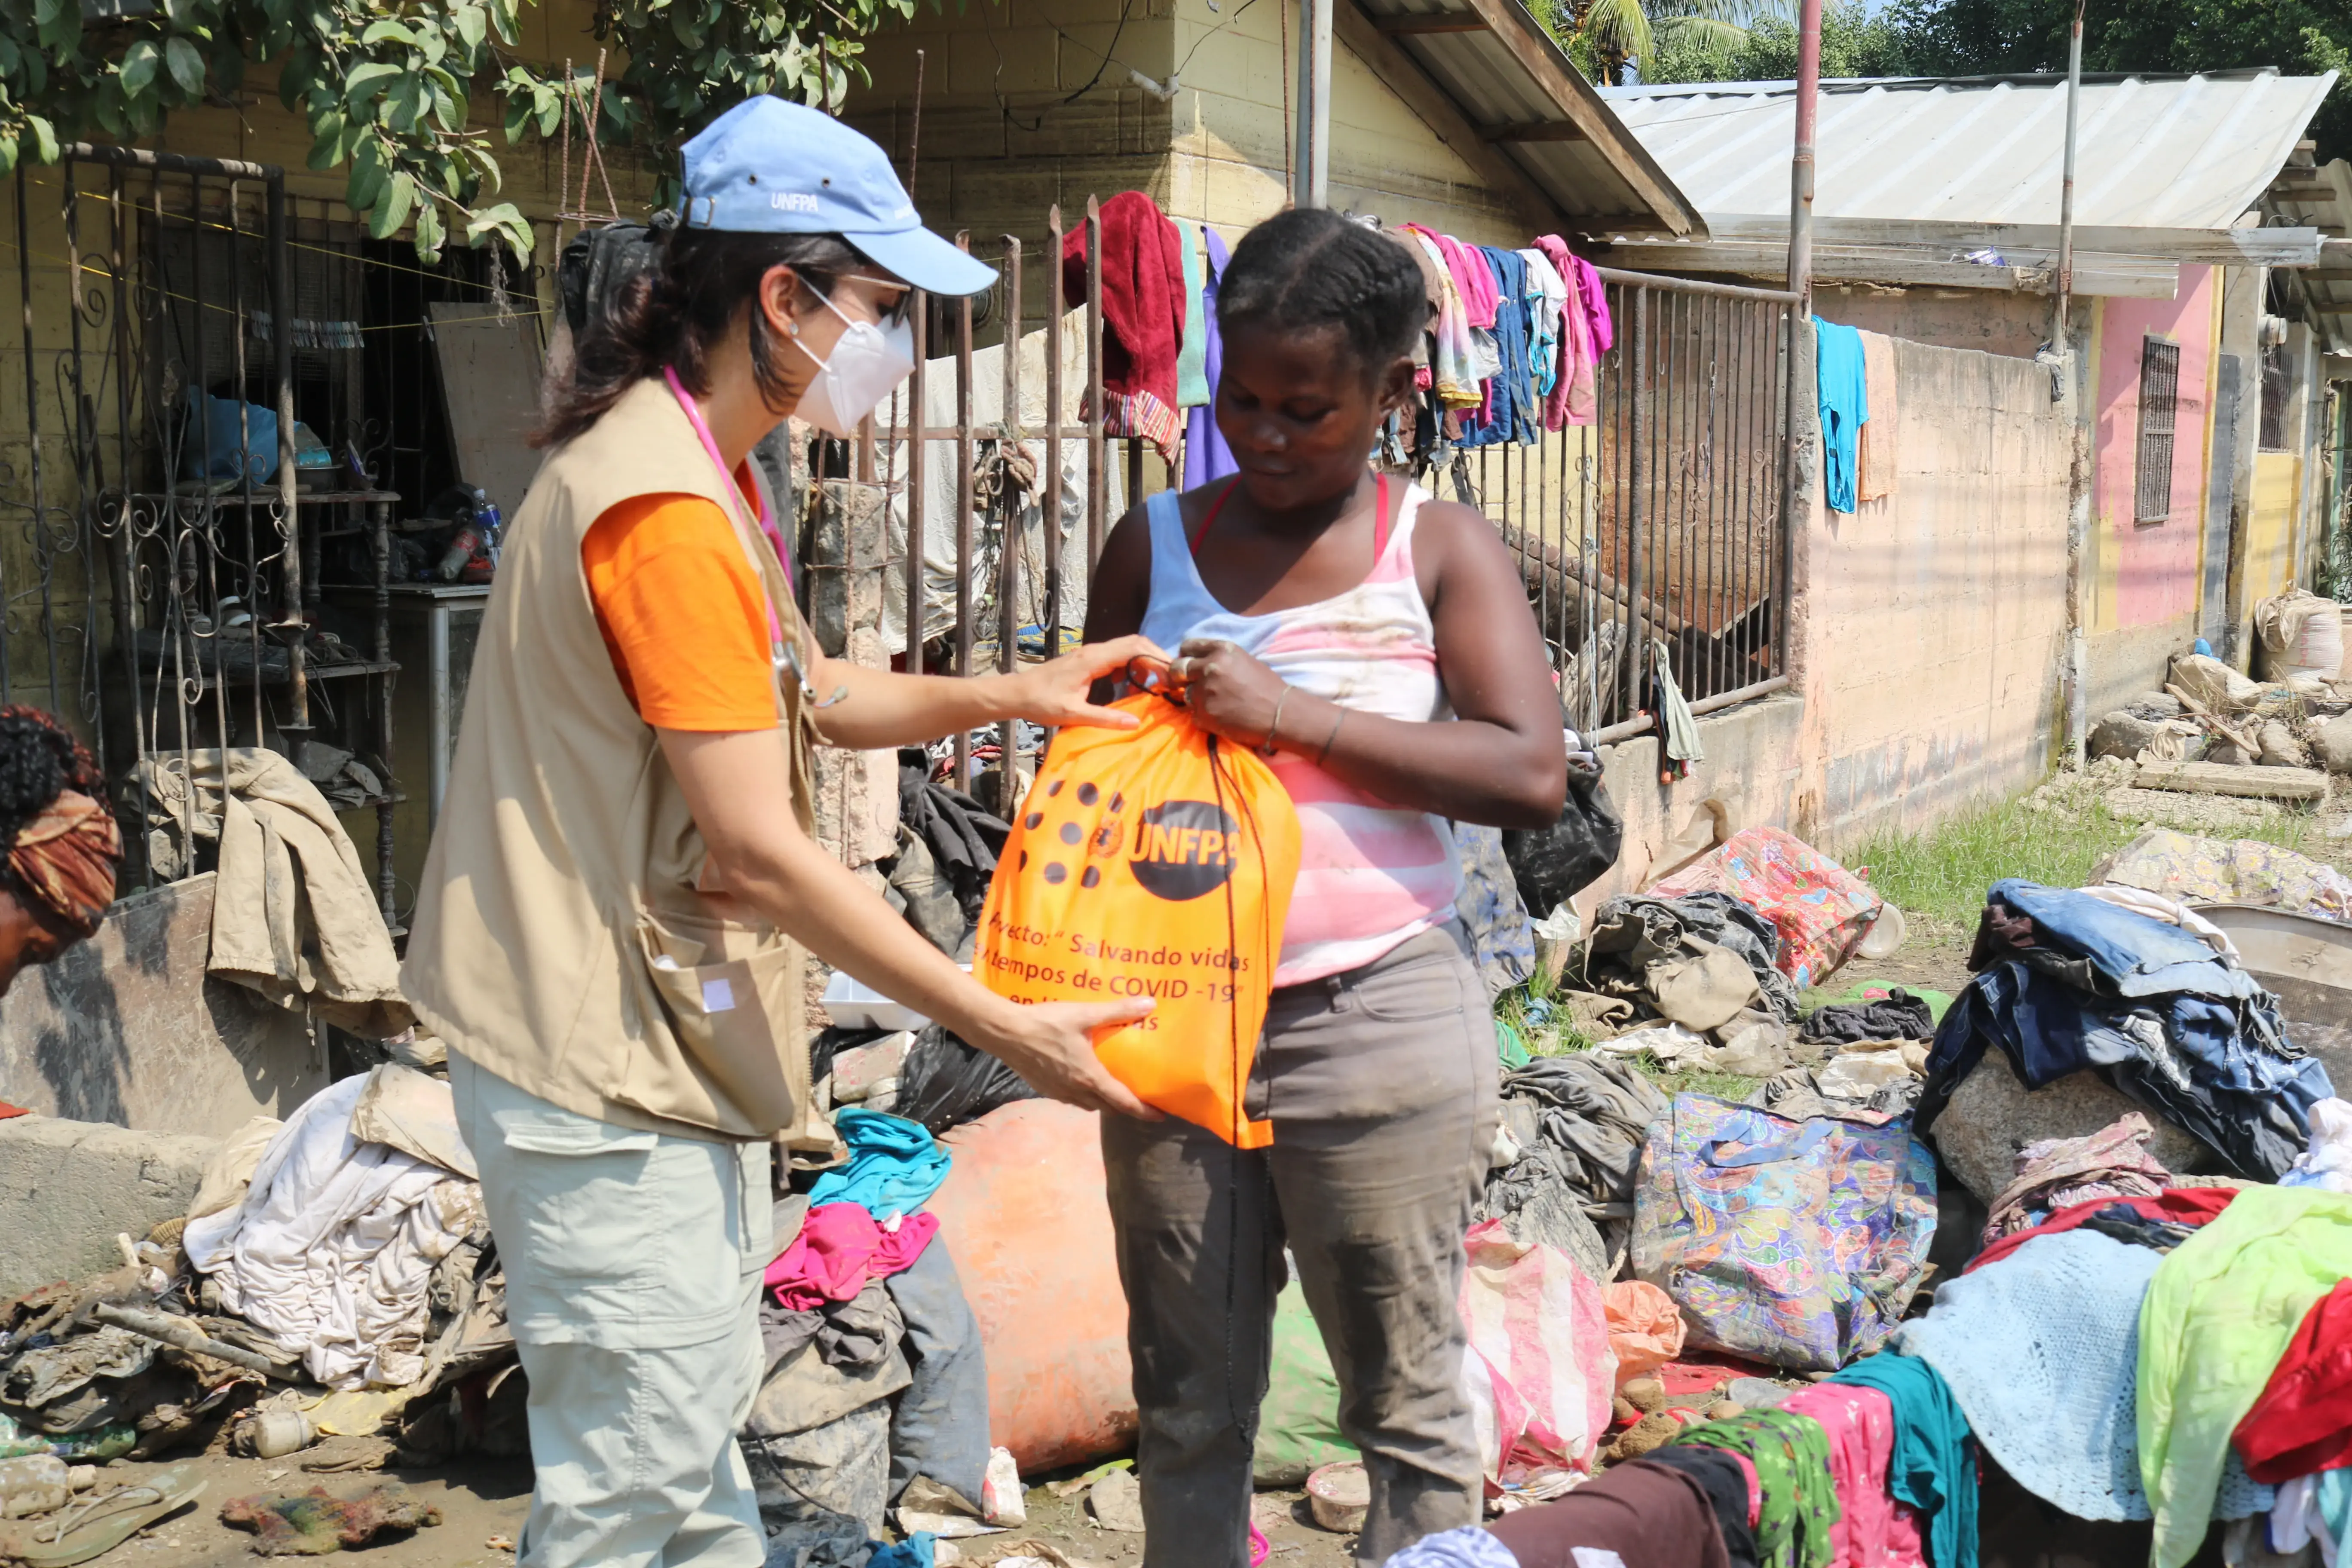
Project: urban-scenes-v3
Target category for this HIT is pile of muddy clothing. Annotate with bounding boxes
[1479,1053,1665,1276]
[750,1104,1015,1560]
[1571,892,1804,1074]
[1921,878,2335,1179]
[0,1060,518,1481]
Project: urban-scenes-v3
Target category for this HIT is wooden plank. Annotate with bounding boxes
[1371,15,1491,32]
[1331,0,1568,236]
[1700,214,2324,267]
[1485,122,1588,143]
[1433,0,1701,235]
[2135,760,2329,802]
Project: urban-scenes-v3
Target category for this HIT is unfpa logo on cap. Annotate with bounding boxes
[1129,801,1240,901]
[769,191,822,214]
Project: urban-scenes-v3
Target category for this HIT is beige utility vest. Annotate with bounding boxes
[403,376,824,1142]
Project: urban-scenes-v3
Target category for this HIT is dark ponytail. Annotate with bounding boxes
[536,224,867,447]
[1217,208,1429,383]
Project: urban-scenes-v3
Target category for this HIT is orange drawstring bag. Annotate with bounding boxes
[974,688,1301,1148]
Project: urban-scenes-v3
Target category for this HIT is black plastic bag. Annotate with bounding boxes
[1501,753,1622,918]
[893,1025,1038,1134]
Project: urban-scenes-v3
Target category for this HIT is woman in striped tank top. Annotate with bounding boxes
[1083,209,1568,1568]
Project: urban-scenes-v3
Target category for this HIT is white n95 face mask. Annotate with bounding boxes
[789,291,915,437]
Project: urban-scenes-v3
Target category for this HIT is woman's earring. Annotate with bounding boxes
[786,320,801,337]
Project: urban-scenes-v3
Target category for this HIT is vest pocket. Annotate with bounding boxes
[629,908,810,1136]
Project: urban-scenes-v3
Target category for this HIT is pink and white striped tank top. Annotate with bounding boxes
[1139,479,1461,987]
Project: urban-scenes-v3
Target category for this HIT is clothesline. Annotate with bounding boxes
[1067,191,1617,477]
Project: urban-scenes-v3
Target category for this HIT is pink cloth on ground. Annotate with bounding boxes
[1729,1450,1763,1530]
[764,1202,940,1311]
[1780,1382,1925,1568]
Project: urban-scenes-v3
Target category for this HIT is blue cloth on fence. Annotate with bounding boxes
[1823,1350,1976,1568]
[809,1108,953,1218]
[1891,1229,2274,1525]
[1463,248,1538,448]
[1814,318,1866,513]
[1182,227,1237,488]
[1988,879,2263,1001]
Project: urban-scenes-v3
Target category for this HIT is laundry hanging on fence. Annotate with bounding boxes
[1814,318,1867,515]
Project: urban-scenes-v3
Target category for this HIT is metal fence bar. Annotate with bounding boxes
[995,236,1022,815]
[1044,206,1065,681]
[952,231,975,790]
[906,289,928,680]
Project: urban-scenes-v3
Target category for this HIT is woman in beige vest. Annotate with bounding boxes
[404,98,1156,1568]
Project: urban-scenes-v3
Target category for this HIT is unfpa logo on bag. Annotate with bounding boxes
[1129,801,1241,901]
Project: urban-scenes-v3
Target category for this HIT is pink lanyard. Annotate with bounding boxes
[664,367,792,640]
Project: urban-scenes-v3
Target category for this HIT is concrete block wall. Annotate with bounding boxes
[0,1116,220,1301]
[1589,332,2076,900]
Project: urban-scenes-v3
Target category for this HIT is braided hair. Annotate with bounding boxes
[0,707,99,851]
[1217,208,1429,384]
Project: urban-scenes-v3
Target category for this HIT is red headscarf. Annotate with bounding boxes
[11,789,120,937]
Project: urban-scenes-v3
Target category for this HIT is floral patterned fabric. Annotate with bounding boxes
[1632,1094,1938,1372]
[1673,1409,1844,1568]
[2093,827,2352,925]
[1651,828,1885,989]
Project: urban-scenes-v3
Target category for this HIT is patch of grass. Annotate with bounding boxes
[1847,771,2344,935]
[1845,791,2141,933]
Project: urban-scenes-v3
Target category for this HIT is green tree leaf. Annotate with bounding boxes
[24,111,53,162]
[164,35,205,96]
[342,59,399,104]
[118,38,159,95]
[358,17,414,46]
[368,167,413,238]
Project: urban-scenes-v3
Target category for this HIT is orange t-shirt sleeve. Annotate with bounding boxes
[581,493,779,731]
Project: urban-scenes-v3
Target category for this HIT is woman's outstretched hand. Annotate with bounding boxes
[1000,634,1166,729]
[971,995,1165,1120]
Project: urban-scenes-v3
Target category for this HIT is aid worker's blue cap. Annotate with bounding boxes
[679,96,996,298]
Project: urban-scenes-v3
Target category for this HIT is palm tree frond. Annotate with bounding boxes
[1575,0,1655,66]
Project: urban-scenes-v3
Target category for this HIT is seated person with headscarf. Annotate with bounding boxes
[0,705,120,997]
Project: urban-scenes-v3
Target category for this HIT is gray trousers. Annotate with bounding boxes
[451,1054,770,1568]
[1101,924,1500,1568]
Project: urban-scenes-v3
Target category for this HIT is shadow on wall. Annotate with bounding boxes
[0,875,322,1135]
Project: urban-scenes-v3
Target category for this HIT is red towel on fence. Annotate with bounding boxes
[1062,192,1185,450]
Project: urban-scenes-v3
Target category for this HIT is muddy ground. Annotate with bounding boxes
[84,1455,1369,1568]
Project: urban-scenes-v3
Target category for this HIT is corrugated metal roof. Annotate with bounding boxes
[1598,70,2336,230]
[2265,159,2352,353]
[1342,0,1703,236]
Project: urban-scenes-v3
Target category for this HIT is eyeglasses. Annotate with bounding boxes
[839,273,914,329]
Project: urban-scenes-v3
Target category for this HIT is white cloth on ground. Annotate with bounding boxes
[184,1072,480,1388]
[2282,1099,2352,1194]
[2082,884,2243,961]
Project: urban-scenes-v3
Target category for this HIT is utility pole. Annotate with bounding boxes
[1293,0,1331,207]
[1784,0,1822,309]
[2052,0,2085,353]
[2058,0,2092,765]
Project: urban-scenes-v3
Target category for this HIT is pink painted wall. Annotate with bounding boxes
[2092,266,2214,628]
